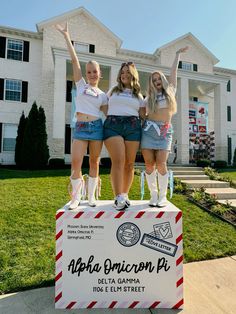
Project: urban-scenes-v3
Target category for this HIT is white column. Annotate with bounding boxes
[109,65,120,87]
[53,56,67,139]
[176,77,189,164]
[214,82,228,160]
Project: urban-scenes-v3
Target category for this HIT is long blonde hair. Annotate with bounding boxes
[147,71,177,114]
[111,62,141,98]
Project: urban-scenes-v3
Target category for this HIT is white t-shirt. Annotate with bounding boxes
[75,78,108,117]
[144,84,176,110]
[107,88,144,117]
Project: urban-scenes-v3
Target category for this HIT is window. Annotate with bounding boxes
[227,106,231,122]
[2,124,17,152]
[227,80,231,92]
[7,39,23,61]
[179,61,198,72]
[73,42,95,54]
[5,79,21,101]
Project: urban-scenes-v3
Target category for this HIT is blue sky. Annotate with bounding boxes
[1,0,235,69]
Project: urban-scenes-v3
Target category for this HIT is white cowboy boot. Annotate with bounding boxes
[69,177,83,210]
[88,176,98,207]
[157,172,169,207]
[145,171,158,207]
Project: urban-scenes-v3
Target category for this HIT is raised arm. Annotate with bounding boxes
[169,46,189,88]
[56,23,82,83]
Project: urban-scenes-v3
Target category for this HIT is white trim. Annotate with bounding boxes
[0,25,42,39]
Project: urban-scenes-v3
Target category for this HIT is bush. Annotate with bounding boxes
[100,157,111,168]
[48,158,65,169]
[233,148,236,167]
[214,160,227,169]
[196,159,211,167]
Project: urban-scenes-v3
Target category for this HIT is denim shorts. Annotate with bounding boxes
[103,115,142,141]
[73,118,103,141]
[141,120,173,151]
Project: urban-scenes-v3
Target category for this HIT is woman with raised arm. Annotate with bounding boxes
[141,47,189,207]
[56,23,107,209]
[103,62,145,210]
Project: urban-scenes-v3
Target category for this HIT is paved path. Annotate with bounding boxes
[1,256,235,314]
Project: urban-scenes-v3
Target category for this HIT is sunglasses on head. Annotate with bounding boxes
[121,61,134,67]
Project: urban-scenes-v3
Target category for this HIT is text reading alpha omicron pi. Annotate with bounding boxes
[67,255,170,277]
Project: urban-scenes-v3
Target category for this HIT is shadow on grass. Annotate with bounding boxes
[0,167,111,180]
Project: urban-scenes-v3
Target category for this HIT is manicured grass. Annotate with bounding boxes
[0,168,236,294]
[218,169,236,183]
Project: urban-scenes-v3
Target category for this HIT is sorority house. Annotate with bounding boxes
[0,7,235,165]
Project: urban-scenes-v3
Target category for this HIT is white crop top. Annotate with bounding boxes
[75,78,108,117]
[107,88,144,117]
[144,85,176,111]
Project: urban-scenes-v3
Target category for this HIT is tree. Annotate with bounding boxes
[15,112,28,168]
[37,106,49,168]
[21,102,50,169]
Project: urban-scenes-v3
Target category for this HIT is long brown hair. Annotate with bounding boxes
[111,63,142,98]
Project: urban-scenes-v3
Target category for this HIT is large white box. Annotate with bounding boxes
[55,201,183,309]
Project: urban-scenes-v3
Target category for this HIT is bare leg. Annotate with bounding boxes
[142,149,156,174]
[88,140,103,177]
[71,140,88,178]
[105,136,125,196]
[123,141,140,194]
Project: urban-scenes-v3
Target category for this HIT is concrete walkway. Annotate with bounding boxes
[1,256,235,314]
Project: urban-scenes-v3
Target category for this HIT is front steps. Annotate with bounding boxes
[170,166,236,210]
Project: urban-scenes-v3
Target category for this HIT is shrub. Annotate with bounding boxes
[214,160,227,169]
[196,159,211,167]
[48,158,65,169]
[233,148,236,167]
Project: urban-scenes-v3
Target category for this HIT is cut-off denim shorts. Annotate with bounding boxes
[73,118,103,141]
[141,120,173,151]
[103,115,142,141]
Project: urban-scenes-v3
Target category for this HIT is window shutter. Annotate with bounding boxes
[0,123,2,153]
[193,97,198,102]
[0,36,6,58]
[89,44,95,53]
[71,40,74,46]
[66,80,72,102]
[21,81,28,103]
[64,124,71,154]
[0,78,4,100]
[227,80,231,92]
[227,106,231,122]
[193,64,198,72]
[23,41,30,62]
[178,61,182,69]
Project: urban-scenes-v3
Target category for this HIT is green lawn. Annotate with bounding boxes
[218,169,236,183]
[0,168,236,294]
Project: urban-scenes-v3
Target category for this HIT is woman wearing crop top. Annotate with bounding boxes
[103,62,145,210]
[56,23,107,209]
[141,47,188,207]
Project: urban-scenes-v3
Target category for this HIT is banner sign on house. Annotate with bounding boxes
[189,101,209,135]
[55,201,183,309]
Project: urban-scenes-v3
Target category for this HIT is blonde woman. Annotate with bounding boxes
[141,47,188,207]
[56,23,108,209]
[104,62,145,210]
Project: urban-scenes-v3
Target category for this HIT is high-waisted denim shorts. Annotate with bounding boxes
[141,120,173,151]
[103,115,142,141]
[73,118,103,141]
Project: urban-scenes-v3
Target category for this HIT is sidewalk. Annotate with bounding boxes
[0,256,235,314]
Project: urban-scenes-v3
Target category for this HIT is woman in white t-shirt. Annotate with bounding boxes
[141,47,188,207]
[56,23,107,209]
[103,62,145,210]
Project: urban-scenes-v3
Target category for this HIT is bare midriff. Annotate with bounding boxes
[76,112,98,122]
[147,108,173,123]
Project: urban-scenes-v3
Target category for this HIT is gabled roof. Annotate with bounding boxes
[154,32,219,65]
[36,6,122,48]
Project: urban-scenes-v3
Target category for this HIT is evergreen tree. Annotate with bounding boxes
[38,106,49,168]
[15,112,27,168]
[17,102,50,169]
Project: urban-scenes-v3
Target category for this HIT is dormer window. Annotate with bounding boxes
[178,61,198,72]
[73,42,95,54]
